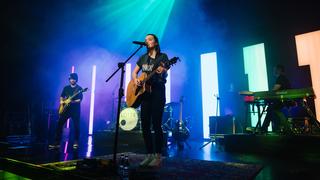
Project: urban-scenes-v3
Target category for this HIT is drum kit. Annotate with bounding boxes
[118,99,141,131]
[118,101,186,133]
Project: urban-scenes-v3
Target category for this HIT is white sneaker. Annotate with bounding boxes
[139,154,153,167]
[148,153,162,168]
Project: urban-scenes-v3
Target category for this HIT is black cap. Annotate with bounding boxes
[69,73,78,82]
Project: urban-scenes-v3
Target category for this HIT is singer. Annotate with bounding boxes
[132,34,168,167]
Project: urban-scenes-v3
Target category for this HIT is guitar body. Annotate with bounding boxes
[173,122,190,141]
[58,103,65,115]
[126,72,150,108]
[58,98,71,115]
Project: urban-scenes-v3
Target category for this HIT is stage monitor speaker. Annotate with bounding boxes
[209,115,234,135]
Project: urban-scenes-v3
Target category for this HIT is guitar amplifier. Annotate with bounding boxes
[209,115,235,135]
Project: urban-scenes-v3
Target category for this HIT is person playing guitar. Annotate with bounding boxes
[49,73,84,149]
[132,34,168,167]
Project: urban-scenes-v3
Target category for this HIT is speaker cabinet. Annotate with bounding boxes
[209,115,235,135]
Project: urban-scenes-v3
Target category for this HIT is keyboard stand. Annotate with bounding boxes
[252,101,268,133]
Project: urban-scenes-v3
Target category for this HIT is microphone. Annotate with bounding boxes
[132,41,147,46]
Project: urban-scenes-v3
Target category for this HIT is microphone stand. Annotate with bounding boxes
[105,44,144,170]
[199,94,220,149]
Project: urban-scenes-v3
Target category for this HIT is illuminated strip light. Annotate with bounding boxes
[64,141,68,154]
[66,66,75,128]
[89,65,97,135]
[64,66,75,152]
[243,43,269,129]
[125,63,131,101]
[166,69,171,103]
[64,153,68,161]
[86,136,93,158]
[295,30,320,121]
[71,66,75,74]
[201,52,219,139]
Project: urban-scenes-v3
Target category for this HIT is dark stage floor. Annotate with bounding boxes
[1,133,320,179]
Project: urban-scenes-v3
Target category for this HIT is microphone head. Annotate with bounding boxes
[132,41,147,46]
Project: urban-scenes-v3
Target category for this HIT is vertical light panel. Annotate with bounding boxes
[295,30,320,121]
[89,65,97,135]
[64,141,68,154]
[64,66,75,153]
[243,43,269,128]
[125,63,131,101]
[86,136,93,158]
[67,66,75,129]
[71,66,75,73]
[165,69,171,103]
[201,52,219,139]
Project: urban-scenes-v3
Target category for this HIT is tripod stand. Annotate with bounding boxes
[162,105,173,131]
[199,94,220,149]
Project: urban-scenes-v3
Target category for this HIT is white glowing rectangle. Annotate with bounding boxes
[201,52,219,139]
[67,66,75,128]
[88,65,96,135]
[166,69,171,103]
[295,30,320,121]
[243,43,269,129]
[125,63,131,101]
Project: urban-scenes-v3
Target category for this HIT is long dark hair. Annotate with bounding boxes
[147,34,161,56]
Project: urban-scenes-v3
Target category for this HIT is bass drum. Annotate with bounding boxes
[119,107,139,131]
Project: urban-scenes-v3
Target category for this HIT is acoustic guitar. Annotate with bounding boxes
[126,57,179,108]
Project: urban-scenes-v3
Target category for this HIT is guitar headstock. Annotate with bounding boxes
[164,57,180,69]
[82,88,88,92]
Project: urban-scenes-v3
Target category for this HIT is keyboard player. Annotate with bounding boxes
[261,65,291,133]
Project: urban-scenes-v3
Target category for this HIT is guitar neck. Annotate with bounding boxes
[69,90,82,100]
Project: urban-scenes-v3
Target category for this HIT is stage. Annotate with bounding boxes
[1,132,320,179]
[3,0,320,179]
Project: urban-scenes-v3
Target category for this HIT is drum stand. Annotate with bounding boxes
[162,106,173,131]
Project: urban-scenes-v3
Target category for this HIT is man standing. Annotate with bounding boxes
[49,73,83,149]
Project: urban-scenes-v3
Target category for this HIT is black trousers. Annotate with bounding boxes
[262,101,287,132]
[140,84,166,154]
[55,107,80,144]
